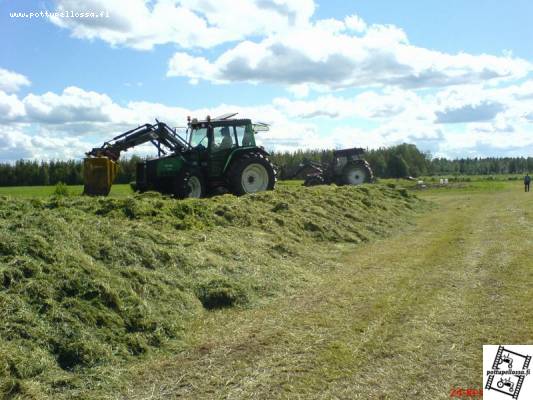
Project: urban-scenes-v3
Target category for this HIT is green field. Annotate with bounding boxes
[0,180,304,198]
[0,179,531,399]
[0,184,134,198]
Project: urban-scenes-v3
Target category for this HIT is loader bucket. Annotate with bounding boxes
[83,157,118,196]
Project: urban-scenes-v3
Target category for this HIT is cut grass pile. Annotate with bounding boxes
[0,185,426,398]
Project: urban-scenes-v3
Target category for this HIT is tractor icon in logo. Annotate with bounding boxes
[498,353,514,370]
[497,377,515,393]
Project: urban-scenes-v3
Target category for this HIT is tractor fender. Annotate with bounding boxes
[222,147,271,174]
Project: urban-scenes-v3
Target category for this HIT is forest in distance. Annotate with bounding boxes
[1,143,532,187]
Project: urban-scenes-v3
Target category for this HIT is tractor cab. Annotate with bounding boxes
[186,114,264,179]
[187,118,257,150]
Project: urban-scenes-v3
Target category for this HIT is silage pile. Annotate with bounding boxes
[0,184,424,397]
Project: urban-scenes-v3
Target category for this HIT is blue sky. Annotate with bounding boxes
[1,0,533,161]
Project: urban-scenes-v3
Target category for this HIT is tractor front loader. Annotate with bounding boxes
[83,114,277,198]
[83,121,188,196]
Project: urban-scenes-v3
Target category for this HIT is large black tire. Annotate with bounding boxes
[304,175,325,186]
[341,161,373,185]
[226,152,276,195]
[173,167,206,199]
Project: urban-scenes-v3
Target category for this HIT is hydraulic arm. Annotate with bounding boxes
[87,121,189,161]
[83,121,189,195]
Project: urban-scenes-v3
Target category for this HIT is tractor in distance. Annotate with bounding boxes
[291,147,374,186]
[83,113,277,198]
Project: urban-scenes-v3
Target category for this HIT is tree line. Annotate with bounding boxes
[1,144,532,186]
[271,144,533,179]
[0,157,142,187]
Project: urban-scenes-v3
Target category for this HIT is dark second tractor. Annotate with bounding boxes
[83,113,276,198]
[292,147,373,187]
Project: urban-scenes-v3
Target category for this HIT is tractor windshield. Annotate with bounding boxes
[189,127,208,148]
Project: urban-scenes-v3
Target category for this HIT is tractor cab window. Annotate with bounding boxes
[189,127,208,148]
[239,124,255,147]
[212,126,236,151]
[235,126,245,146]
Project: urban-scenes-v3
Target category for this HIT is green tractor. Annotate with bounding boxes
[83,113,276,198]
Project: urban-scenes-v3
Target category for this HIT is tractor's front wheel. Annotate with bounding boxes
[174,168,205,199]
[341,162,373,185]
[227,153,276,195]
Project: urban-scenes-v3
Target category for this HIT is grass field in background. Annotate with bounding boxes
[0,181,305,198]
[0,184,133,198]
[0,175,523,199]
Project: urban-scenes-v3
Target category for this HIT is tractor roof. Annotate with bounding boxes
[188,118,252,128]
[187,113,269,131]
[188,112,252,127]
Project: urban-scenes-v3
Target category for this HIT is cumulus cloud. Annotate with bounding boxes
[273,88,424,119]
[344,14,367,33]
[23,86,118,124]
[167,17,531,90]
[0,91,26,121]
[435,100,506,124]
[0,84,343,159]
[49,0,314,50]
[0,68,31,92]
[0,125,94,161]
[0,127,34,161]
[4,72,533,161]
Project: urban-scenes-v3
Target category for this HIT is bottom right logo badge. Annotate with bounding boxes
[484,345,532,399]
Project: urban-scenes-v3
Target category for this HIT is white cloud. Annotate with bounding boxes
[4,74,533,161]
[0,91,26,121]
[0,68,31,92]
[0,127,35,161]
[167,53,218,84]
[435,100,506,124]
[167,17,531,91]
[0,125,94,162]
[23,86,117,124]
[344,14,367,33]
[0,84,334,159]
[272,88,430,120]
[49,0,314,50]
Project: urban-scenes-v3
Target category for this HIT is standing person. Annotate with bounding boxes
[525,174,531,192]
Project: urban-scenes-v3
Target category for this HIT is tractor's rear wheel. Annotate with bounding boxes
[342,162,373,185]
[174,168,205,199]
[227,153,276,195]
